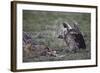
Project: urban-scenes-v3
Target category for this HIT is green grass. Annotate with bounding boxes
[23,10,91,62]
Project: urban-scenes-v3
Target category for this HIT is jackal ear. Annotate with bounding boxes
[63,22,72,29]
[63,22,68,28]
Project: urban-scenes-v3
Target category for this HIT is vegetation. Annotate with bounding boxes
[23,10,91,62]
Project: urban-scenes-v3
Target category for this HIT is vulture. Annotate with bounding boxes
[58,21,86,51]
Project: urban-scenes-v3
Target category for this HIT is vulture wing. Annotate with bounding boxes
[74,33,86,49]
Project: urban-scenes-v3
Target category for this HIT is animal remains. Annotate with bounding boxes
[23,32,57,57]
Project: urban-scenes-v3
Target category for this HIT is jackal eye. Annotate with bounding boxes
[58,35,64,39]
